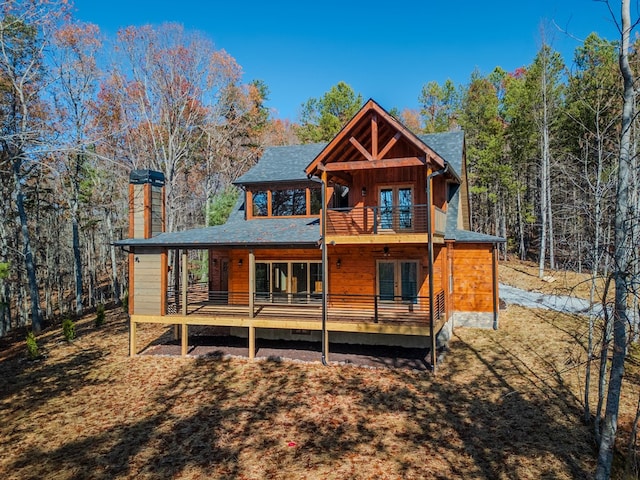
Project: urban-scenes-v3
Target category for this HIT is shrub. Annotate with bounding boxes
[26,331,39,360]
[62,318,76,342]
[95,304,105,328]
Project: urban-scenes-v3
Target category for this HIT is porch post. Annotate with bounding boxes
[321,171,329,365]
[426,164,448,372]
[248,325,256,359]
[181,322,188,356]
[492,243,499,330]
[248,250,255,318]
[129,318,137,356]
[181,249,188,316]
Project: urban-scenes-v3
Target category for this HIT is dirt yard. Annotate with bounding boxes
[0,261,638,479]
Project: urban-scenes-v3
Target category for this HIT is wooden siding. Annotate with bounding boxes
[451,243,494,312]
[133,248,163,315]
[151,185,164,236]
[132,184,145,238]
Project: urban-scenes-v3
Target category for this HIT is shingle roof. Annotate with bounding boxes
[418,130,464,180]
[234,143,325,185]
[445,183,505,243]
[116,129,503,248]
[115,216,321,248]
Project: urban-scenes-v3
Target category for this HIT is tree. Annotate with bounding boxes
[111,23,243,234]
[563,32,619,425]
[595,0,636,477]
[418,79,458,132]
[296,81,362,143]
[526,44,565,277]
[0,1,68,333]
[459,69,512,241]
[50,20,103,316]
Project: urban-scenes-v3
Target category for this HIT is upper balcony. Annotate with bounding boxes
[325,204,446,244]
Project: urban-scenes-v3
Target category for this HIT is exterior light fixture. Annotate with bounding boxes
[238,259,243,266]
[336,259,341,269]
[361,187,367,197]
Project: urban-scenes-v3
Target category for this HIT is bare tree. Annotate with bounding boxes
[595,0,636,477]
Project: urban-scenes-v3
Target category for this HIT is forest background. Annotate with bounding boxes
[0,0,638,343]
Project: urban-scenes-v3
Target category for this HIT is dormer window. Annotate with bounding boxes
[273,189,306,216]
[248,187,321,218]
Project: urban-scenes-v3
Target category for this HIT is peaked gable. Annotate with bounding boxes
[305,99,445,181]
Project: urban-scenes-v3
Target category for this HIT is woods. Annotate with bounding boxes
[0,0,639,477]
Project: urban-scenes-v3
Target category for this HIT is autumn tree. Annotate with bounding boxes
[111,22,243,234]
[0,1,68,333]
[50,20,103,316]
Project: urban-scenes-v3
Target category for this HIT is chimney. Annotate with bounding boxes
[128,170,165,239]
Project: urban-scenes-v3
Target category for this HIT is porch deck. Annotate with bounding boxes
[130,286,447,357]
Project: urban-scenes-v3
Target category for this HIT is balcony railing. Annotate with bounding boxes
[167,283,446,325]
[326,204,446,236]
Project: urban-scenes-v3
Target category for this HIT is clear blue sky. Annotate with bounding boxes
[72,0,623,121]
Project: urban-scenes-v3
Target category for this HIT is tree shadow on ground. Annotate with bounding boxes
[2,312,596,479]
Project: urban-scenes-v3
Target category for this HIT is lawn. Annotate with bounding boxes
[0,261,638,479]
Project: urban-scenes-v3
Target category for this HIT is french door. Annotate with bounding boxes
[377,260,419,303]
[379,186,414,231]
[255,261,322,303]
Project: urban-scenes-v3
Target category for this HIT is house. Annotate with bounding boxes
[117,99,504,368]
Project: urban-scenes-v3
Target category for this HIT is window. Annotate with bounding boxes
[253,191,268,216]
[272,189,305,216]
[379,186,414,231]
[310,188,322,214]
[255,261,322,303]
[251,187,321,217]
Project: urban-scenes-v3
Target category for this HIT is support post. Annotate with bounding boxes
[249,325,255,360]
[129,319,137,356]
[173,324,179,340]
[492,243,499,330]
[249,250,255,318]
[321,171,329,365]
[426,165,448,372]
[181,323,188,356]
[181,249,188,316]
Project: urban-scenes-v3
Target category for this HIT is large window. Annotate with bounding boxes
[255,261,322,303]
[250,187,321,218]
[272,189,306,216]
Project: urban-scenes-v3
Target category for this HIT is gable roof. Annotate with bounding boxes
[305,99,447,180]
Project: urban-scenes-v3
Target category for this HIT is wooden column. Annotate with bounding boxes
[129,319,137,356]
[248,325,255,360]
[181,250,188,316]
[248,250,255,318]
[181,323,188,356]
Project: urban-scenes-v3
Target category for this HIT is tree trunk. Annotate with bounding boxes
[595,1,634,476]
[13,157,41,333]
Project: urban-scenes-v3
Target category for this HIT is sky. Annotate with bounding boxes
[71,0,624,121]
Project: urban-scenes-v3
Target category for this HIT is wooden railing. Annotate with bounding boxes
[166,285,446,324]
[326,204,446,236]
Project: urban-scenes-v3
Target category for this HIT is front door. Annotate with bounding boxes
[377,260,418,303]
